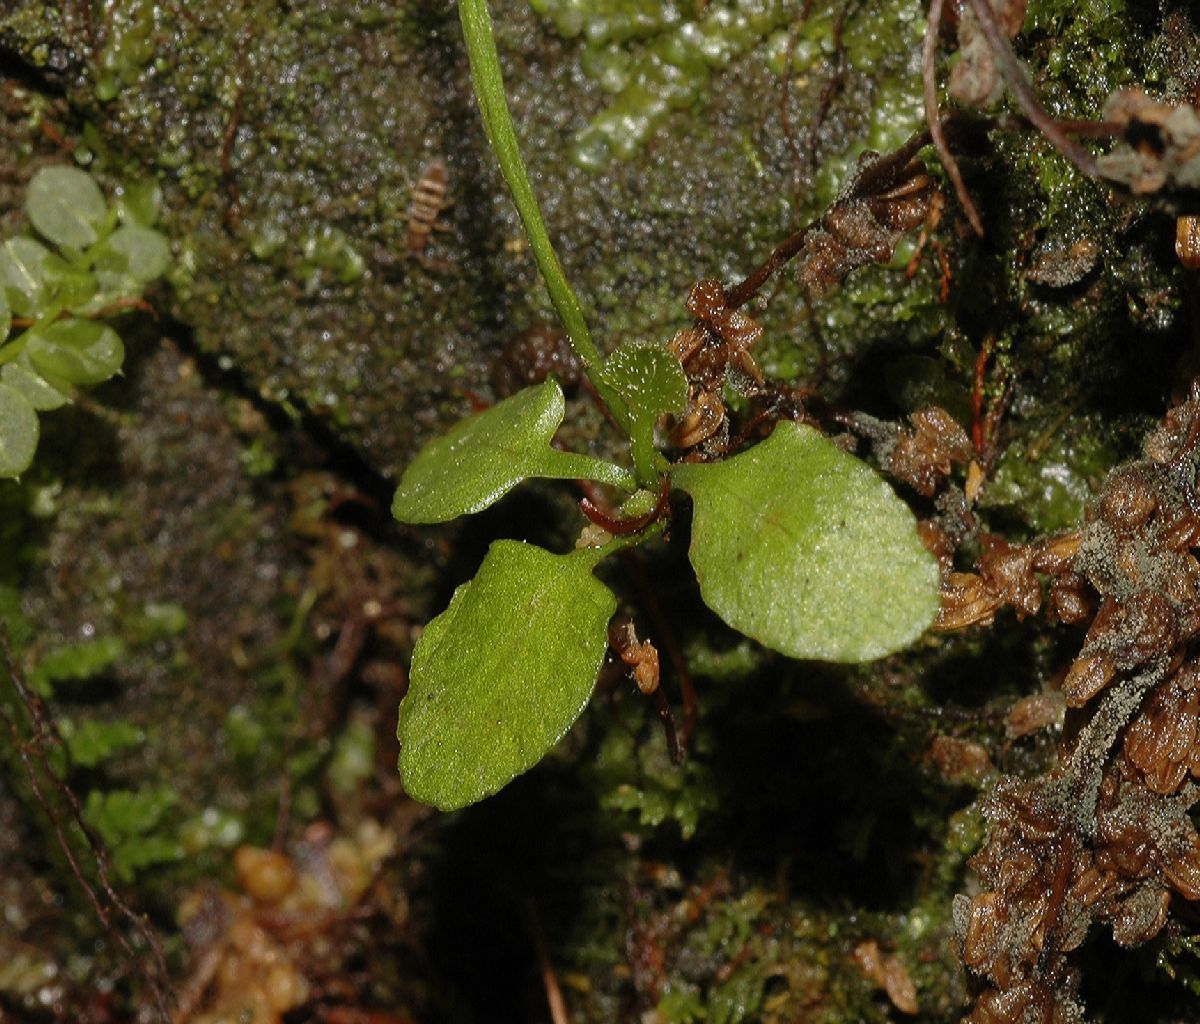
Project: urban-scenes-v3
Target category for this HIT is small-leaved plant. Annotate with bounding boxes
[0,164,169,477]
[390,0,942,811]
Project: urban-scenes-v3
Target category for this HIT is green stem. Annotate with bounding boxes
[538,450,637,491]
[457,0,631,433]
[0,303,64,367]
[573,513,668,570]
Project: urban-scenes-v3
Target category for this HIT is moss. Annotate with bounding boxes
[1,0,1198,1019]
[983,417,1121,533]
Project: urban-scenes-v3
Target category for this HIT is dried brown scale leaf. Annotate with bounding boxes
[1047,572,1094,625]
[1026,237,1101,288]
[979,537,1042,619]
[1108,884,1169,947]
[1031,532,1083,575]
[1161,834,1200,900]
[947,0,1028,109]
[1095,89,1200,195]
[1122,663,1200,794]
[1005,691,1065,739]
[611,620,662,696]
[886,405,972,496]
[1063,592,1180,706]
[929,735,994,784]
[667,279,768,452]
[917,518,956,571]
[852,939,918,1015]
[935,570,1003,630]
[798,154,939,295]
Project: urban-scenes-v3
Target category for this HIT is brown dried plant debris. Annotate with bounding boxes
[1095,89,1200,195]
[798,153,941,296]
[948,0,1028,109]
[853,939,920,1015]
[491,322,582,399]
[175,821,399,1024]
[951,389,1200,1022]
[667,278,765,451]
[887,406,974,498]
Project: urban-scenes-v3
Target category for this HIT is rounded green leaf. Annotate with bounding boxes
[43,252,99,309]
[398,541,617,810]
[0,381,39,478]
[602,343,687,422]
[116,180,163,228]
[672,422,940,662]
[601,342,686,477]
[2,361,70,410]
[0,284,10,339]
[392,379,633,523]
[26,166,108,250]
[26,318,124,386]
[0,237,53,316]
[93,224,170,294]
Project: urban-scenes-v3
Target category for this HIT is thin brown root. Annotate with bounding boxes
[528,898,572,1024]
[923,0,985,237]
[963,0,1101,179]
[0,627,173,1022]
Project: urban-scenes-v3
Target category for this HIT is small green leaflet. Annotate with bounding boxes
[26,318,124,386]
[95,224,171,284]
[3,361,70,411]
[0,382,38,477]
[26,166,109,250]
[0,236,53,316]
[391,379,634,524]
[600,342,686,471]
[59,717,145,767]
[672,422,940,662]
[115,180,163,228]
[398,540,616,810]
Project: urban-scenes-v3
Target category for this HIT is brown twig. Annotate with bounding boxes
[0,627,173,1022]
[962,0,1101,179]
[923,0,985,236]
[528,898,571,1024]
[971,334,995,456]
[723,222,816,311]
[725,128,934,310]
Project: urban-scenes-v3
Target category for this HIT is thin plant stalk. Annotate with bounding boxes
[457,0,635,439]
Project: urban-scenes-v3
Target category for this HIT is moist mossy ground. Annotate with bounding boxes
[0,1,1198,1021]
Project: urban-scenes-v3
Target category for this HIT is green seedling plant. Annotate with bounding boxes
[0,165,170,477]
[390,0,942,811]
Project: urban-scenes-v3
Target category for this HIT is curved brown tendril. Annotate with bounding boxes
[923,0,985,236]
[579,475,671,535]
[962,0,1101,179]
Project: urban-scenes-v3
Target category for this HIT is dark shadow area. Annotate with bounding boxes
[416,762,624,1024]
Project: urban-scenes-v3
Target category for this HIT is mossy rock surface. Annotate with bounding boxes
[1,2,1199,1021]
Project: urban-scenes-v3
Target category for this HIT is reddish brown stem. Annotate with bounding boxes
[649,683,682,765]
[971,334,996,456]
[923,0,985,236]
[579,476,670,535]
